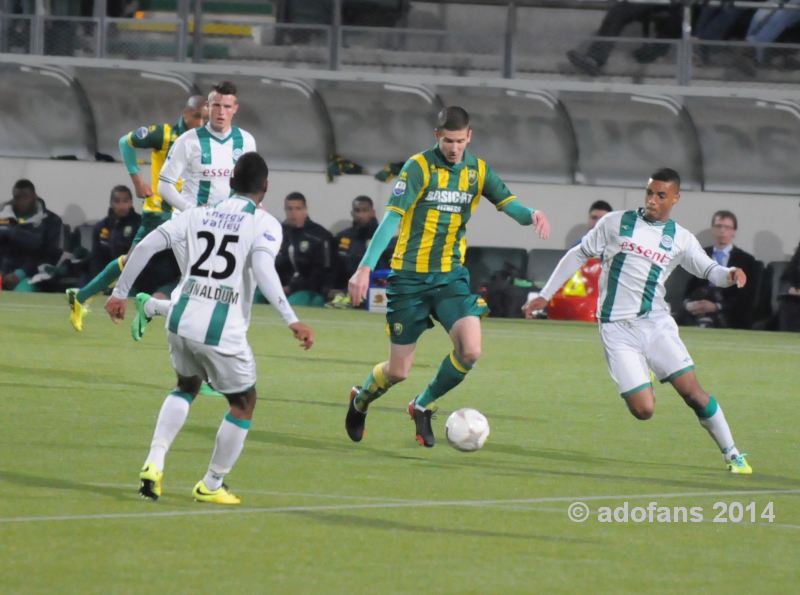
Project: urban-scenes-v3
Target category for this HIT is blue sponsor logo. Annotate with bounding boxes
[392,180,407,196]
[135,126,148,139]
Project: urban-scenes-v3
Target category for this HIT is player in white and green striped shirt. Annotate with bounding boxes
[524,168,752,474]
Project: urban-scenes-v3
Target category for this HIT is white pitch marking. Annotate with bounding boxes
[1,488,798,525]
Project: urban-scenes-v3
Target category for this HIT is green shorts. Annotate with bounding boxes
[132,211,172,246]
[385,267,488,345]
[131,211,180,296]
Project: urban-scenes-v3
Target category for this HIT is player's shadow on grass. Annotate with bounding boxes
[294,511,599,545]
[0,470,133,502]
[257,352,438,370]
[420,452,800,492]
[182,425,430,462]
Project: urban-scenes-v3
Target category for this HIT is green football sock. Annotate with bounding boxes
[77,256,124,303]
[355,361,394,410]
[415,351,471,409]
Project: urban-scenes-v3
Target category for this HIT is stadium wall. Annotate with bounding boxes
[2,157,796,263]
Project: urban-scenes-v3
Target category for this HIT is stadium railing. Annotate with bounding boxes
[4,1,800,86]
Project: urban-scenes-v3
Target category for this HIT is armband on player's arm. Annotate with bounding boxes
[538,245,589,301]
[359,211,401,270]
[157,179,195,212]
[252,250,299,325]
[499,198,534,226]
[118,134,139,175]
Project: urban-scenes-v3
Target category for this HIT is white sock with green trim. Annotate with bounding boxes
[145,392,192,470]
[202,413,251,490]
[144,298,170,318]
[696,396,739,460]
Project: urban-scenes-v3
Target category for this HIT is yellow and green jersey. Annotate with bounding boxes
[387,146,515,274]
[124,118,188,214]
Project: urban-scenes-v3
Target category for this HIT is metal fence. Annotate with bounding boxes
[2,1,800,85]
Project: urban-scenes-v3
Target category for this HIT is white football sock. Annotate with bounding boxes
[144,393,191,470]
[698,405,739,460]
[144,297,170,319]
[202,414,250,491]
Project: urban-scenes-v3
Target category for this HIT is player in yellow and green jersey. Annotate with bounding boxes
[345,106,551,447]
[66,95,207,332]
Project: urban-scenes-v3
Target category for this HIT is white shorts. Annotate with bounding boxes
[168,332,256,394]
[599,313,694,398]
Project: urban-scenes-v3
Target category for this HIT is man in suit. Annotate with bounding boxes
[678,210,758,329]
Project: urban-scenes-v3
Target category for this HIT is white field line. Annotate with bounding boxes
[4,301,797,354]
[0,487,798,525]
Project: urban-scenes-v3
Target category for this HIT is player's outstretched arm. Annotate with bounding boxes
[522,295,548,319]
[498,199,550,239]
[729,267,747,288]
[522,245,588,319]
[118,133,152,198]
[531,210,551,240]
[105,228,170,322]
[105,296,127,323]
[348,266,372,307]
[289,322,314,350]
[348,211,401,307]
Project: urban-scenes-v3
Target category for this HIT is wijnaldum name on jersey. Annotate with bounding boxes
[183,279,240,305]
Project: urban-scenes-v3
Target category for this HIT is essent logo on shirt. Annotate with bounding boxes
[618,240,670,265]
[202,168,233,178]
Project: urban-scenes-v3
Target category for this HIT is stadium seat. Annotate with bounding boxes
[753,261,790,329]
[526,248,565,288]
[664,265,692,316]
[464,246,528,293]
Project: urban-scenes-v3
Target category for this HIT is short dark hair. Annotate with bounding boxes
[352,195,373,208]
[285,191,306,205]
[590,200,612,213]
[212,80,237,97]
[13,179,35,193]
[712,209,738,230]
[436,106,470,131]
[230,152,269,194]
[110,185,132,201]
[650,167,681,190]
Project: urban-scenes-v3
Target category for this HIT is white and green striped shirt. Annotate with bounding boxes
[159,123,256,207]
[159,196,283,351]
[540,209,734,323]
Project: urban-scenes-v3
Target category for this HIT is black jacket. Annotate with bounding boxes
[276,218,334,295]
[90,208,142,275]
[682,245,758,329]
[781,241,800,289]
[0,197,63,278]
[331,218,394,289]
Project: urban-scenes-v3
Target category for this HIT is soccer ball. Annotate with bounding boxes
[445,408,490,452]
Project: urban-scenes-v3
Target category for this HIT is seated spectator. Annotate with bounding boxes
[275,191,334,307]
[566,1,682,76]
[778,237,800,332]
[329,195,394,306]
[677,210,757,329]
[585,199,612,236]
[89,185,141,278]
[694,2,763,43]
[747,1,800,63]
[0,179,63,291]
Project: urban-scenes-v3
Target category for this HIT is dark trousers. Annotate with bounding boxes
[587,4,681,65]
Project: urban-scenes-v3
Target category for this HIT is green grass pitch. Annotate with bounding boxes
[1,292,798,594]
